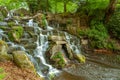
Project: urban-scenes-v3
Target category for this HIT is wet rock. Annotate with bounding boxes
[48,35,65,41]
[12,51,35,71]
[0,40,12,62]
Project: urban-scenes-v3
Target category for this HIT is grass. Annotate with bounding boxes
[0,67,6,80]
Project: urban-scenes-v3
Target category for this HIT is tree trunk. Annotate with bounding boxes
[46,0,49,11]
[64,2,67,13]
[104,0,118,23]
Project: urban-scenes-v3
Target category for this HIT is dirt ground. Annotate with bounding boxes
[0,61,42,80]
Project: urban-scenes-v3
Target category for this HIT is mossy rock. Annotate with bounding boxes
[0,26,8,30]
[0,40,12,62]
[51,52,66,68]
[8,26,23,42]
[74,54,86,63]
[12,51,35,72]
[7,22,16,27]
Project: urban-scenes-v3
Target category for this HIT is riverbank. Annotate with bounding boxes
[54,51,120,80]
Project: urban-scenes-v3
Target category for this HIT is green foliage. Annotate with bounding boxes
[0,68,6,80]
[52,52,66,68]
[77,0,109,21]
[79,21,117,50]
[41,14,47,28]
[0,0,28,10]
[107,12,120,40]
[8,26,23,42]
[50,0,78,13]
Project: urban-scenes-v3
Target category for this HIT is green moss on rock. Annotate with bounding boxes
[0,40,12,62]
[12,51,35,72]
[8,26,23,42]
[51,52,66,68]
[7,22,16,27]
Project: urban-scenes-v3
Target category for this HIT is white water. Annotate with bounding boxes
[26,19,83,79]
[27,20,60,78]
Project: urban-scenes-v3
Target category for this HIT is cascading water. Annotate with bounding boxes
[0,10,83,79]
[26,19,83,79]
[27,19,60,79]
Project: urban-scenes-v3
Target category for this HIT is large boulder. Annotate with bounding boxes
[12,51,35,71]
[0,40,12,61]
[46,44,67,68]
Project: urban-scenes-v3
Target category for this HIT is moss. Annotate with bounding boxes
[0,26,7,30]
[8,26,23,42]
[52,52,66,68]
[13,51,35,72]
[7,22,16,27]
[41,14,47,28]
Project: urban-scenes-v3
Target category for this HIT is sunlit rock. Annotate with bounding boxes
[48,35,65,41]
[74,53,85,63]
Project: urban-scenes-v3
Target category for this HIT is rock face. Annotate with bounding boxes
[12,51,35,71]
[46,35,85,69]
[0,40,12,62]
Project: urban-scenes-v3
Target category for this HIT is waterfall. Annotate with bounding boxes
[0,15,83,80]
[26,19,83,79]
[26,20,60,79]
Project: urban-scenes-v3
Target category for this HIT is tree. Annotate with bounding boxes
[104,0,118,23]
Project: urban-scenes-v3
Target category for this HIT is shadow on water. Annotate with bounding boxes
[53,71,86,80]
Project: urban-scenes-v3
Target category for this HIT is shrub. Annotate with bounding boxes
[79,21,117,50]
